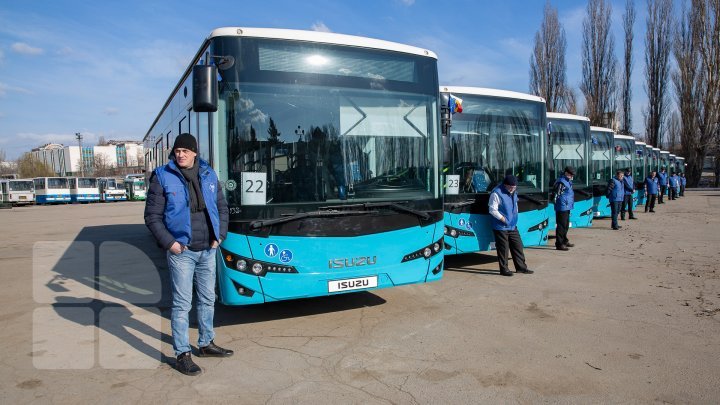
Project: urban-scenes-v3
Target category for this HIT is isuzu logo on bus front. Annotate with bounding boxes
[328,256,378,269]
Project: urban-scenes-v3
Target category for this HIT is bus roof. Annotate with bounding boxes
[660,150,670,154]
[209,27,438,59]
[590,126,614,133]
[439,86,545,104]
[547,112,590,122]
[614,134,636,140]
[635,141,647,146]
[669,154,676,158]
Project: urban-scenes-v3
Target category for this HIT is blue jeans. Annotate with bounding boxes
[167,248,217,356]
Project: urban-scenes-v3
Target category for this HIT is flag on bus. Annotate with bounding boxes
[448,94,463,114]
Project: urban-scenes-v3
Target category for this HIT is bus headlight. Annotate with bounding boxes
[444,225,474,238]
[252,263,263,275]
[450,229,458,237]
[402,238,444,262]
[444,226,448,235]
[236,259,247,272]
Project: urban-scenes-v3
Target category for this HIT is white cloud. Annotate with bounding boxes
[0,82,32,97]
[311,21,332,33]
[104,107,120,116]
[399,0,415,5]
[11,42,44,55]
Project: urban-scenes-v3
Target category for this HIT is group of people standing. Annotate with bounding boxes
[488,165,688,278]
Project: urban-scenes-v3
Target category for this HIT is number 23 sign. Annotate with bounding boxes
[241,172,267,205]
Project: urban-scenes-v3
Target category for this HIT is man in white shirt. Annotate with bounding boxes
[488,175,533,276]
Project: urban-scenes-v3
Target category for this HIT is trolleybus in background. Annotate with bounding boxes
[651,147,661,175]
[68,177,100,203]
[590,126,614,218]
[98,177,127,201]
[0,178,34,205]
[613,134,637,209]
[546,113,593,230]
[143,27,444,305]
[439,86,548,254]
[634,140,647,206]
[33,177,70,204]
[124,174,146,201]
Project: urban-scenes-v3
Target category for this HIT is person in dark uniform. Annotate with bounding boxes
[553,166,575,251]
[644,170,659,213]
[488,175,533,277]
[608,170,625,230]
[668,172,679,200]
[621,168,637,220]
[679,173,687,196]
[658,167,668,204]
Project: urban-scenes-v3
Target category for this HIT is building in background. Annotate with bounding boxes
[31,141,144,177]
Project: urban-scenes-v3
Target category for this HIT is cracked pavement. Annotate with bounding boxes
[2,190,720,403]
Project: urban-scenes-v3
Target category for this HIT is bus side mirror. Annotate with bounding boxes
[193,65,218,112]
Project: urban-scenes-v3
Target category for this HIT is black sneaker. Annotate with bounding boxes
[176,352,201,376]
[556,245,569,251]
[198,340,234,357]
[499,270,514,277]
[565,243,575,247]
[630,217,638,220]
[517,269,534,274]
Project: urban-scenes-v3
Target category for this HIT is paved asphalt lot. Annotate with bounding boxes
[1,190,719,403]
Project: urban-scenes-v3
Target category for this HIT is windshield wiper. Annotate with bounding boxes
[319,201,431,220]
[518,194,544,206]
[249,210,376,230]
[444,199,476,210]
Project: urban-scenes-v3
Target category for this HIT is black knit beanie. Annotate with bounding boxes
[173,133,197,153]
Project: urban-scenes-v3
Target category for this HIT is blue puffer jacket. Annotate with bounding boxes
[144,158,229,249]
[658,171,668,186]
[645,176,659,195]
[553,176,574,212]
[623,175,635,196]
[490,184,518,231]
[669,175,679,188]
[681,176,687,186]
[608,177,625,202]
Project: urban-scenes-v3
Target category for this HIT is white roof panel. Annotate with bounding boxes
[614,134,636,140]
[547,112,590,122]
[439,86,545,103]
[590,126,614,133]
[635,141,647,146]
[209,27,437,59]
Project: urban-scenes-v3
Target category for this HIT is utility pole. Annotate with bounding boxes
[75,132,84,177]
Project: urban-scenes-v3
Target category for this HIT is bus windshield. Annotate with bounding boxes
[444,94,544,193]
[133,180,145,190]
[9,181,33,191]
[106,179,117,189]
[212,37,439,219]
[590,131,613,185]
[634,146,645,180]
[48,178,68,189]
[550,119,589,187]
[78,178,97,188]
[614,139,634,173]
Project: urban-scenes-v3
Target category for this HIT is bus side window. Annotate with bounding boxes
[196,111,210,162]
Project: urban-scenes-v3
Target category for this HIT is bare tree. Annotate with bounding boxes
[620,0,636,134]
[530,1,573,113]
[17,153,55,178]
[580,0,618,127]
[674,0,720,187]
[643,0,674,148]
[97,136,108,146]
[93,154,115,177]
[666,111,681,151]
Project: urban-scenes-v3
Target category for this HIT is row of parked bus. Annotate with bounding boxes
[0,174,147,206]
[140,27,687,307]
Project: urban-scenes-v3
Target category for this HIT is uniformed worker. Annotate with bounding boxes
[488,175,533,277]
[644,170,659,213]
[608,170,625,230]
[621,167,637,220]
[552,166,575,251]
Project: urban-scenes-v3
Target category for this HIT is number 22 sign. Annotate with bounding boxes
[241,172,267,205]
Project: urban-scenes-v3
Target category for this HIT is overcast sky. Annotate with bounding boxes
[0,0,655,159]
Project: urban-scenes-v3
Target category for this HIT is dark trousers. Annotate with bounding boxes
[669,187,677,200]
[645,194,657,212]
[621,194,634,219]
[610,201,622,228]
[659,186,666,203]
[493,229,528,273]
[555,210,570,247]
[680,185,685,197]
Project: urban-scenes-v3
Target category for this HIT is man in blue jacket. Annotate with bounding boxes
[644,170,659,213]
[658,167,668,204]
[144,133,232,376]
[488,175,533,276]
[621,167,637,220]
[680,173,687,196]
[608,170,625,230]
[668,172,679,200]
[553,166,575,251]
